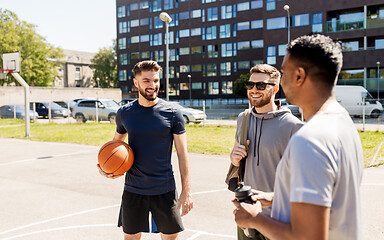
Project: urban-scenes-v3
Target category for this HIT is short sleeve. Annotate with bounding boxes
[289,136,336,207]
[172,108,186,135]
[115,107,127,134]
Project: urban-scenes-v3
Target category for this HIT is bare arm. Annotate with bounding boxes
[97,131,128,179]
[233,201,330,240]
[173,133,193,216]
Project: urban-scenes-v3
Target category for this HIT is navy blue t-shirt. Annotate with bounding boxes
[115,99,185,195]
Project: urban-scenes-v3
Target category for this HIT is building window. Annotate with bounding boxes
[222,81,233,94]
[251,40,264,48]
[202,0,216,3]
[207,44,219,58]
[169,83,179,96]
[180,47,190,55]
[252,60,263,66]
[140,34,150,42]
[130,19,139,28]
[266,17,286,30]
[117,5,126,18]
[153,50,164,62]
[266,0,275,11]
[208,82,219,95]
[376,39,384,49]
[150,0,162,12]
[220,62,231,76]
[278,44,287,56]
[191,46,203,54]
[119,70,127,81]
[154,16,163,29]
[130,3,139,11]
[237,21,250,31]
[170,49,179,61]
[118,21,129,34]
[267,46,276,65]
[219,24,231,39]
[75,67,81,81]
[237,2,250,12]
[131,36,140,44]
[238,41,250,50]
[169,13,179,27]
[251,0,262,9]
[192,82,204,90]
[140,1,149,9]
[120,53,128,65]
[164,0,173,10]
[251,20,263,29]
[179,11,190,20]
[180,65,190,73]
[207,7,218,21]
[312,12,322,33]
[179,29,190,38]
[191,9,202,18]
[191,28,202,36]
[191,64,202,72]
[150,33,162,46]
[293,14,309,27]
[202,26,217,40]
[238,61,250,69]
[221,5,236,20]
[341,41,359,51]
[131,52,140,60]
[221,43,237,57]
[203,63,217,77]
[140,18,150,26]
[141,51,151,58]
[118,38,126,50]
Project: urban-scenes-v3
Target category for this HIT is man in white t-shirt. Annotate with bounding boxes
[233,34,364,240]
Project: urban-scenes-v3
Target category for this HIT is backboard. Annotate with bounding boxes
[2,52,21,73]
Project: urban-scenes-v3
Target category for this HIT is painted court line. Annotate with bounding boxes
[0,150,95,166]
[0,189,227,237]
[369,141,383,167]
[185,229,236,239]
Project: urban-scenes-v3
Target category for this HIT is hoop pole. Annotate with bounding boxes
[10,72,30,137]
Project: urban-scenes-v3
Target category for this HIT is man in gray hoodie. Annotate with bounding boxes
[230,64,303,240]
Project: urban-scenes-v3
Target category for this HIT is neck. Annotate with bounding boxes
[138,95,159,107]
[301,93,333,120]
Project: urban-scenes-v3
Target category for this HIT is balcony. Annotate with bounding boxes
[367,16,384,29]
[327,19,364,33]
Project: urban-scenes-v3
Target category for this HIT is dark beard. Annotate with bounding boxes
[139,87,158,101]
[249,90,273,108]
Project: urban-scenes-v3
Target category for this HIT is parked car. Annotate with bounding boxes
[30,102,69,118]
[170,102,206,124]
[277,98,301,117]
[71,98,120,123]
[0,104,38,120]
[119,98,136,106]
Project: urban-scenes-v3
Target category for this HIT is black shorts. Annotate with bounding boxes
[117,190,184,234]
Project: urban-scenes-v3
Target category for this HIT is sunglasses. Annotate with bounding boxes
[245,82,276,90]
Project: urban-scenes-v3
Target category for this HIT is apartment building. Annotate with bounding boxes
[116,0,384,105]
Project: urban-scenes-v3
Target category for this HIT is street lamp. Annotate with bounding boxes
[283,5,290,44]
[188,74,192,106]
[377,61,381,100]
[159,12,172,101]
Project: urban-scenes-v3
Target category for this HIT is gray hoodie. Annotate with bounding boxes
[235,107,303,215]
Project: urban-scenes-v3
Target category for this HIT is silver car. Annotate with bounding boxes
[71,98,120,123]
[277,98,301,117]
[170,102,206,124]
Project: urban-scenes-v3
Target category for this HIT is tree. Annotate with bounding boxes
[91,44,117,88]
[0,9,64,86]
[233,73,250,98]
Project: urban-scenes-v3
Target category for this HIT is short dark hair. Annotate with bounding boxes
[287,34,343,88]
[132,60,162,77]
[250,64,281,84]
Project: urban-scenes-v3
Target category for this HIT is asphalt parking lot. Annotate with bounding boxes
[0,138,383,240]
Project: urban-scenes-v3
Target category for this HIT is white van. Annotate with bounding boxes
[334,86,383,118]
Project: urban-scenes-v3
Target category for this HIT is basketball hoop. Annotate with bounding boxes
[0,69,13,80]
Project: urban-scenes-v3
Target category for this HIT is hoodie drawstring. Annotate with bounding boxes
[253,116,264,166]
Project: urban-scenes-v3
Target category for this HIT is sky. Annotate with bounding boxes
[0,0,116,53]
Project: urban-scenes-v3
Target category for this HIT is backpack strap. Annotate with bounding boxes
[238,108,251,182]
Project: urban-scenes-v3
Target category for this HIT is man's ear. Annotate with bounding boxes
[272,84,279,95]
[296,67,307,86]
[133,78,138,88]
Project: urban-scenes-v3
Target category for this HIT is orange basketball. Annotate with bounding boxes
[98,140,134,176]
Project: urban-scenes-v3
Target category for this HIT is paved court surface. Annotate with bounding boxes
[0,138,383,240]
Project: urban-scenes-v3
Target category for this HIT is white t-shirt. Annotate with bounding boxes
[271,100,364,240]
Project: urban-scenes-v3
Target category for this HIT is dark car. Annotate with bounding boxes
[0,104,38,119]
[30,102,69,118]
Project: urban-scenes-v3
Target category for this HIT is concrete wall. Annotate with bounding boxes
[0,87,122,105]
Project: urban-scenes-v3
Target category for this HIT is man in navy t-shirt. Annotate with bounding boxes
[97,60,193,240]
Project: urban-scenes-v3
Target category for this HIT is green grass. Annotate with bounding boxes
[0,119,383,167]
